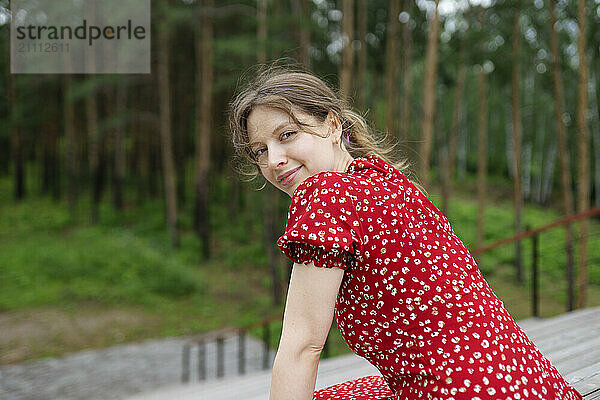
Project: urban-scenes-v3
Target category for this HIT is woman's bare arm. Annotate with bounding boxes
[269,261,345,400]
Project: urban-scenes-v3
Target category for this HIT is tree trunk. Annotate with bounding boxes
[357,0,368,111]
[300,0,311,69]
[84,4,102,222]
[158,4,179,248]
[419,0,440,189]
[173,94,188,206]
[448,8,470,184]
[592,71,600,208]
[86,78,104,224]
[456,108,467,182]
[42,85,61,201]
[549,0,576,310]
[134,86,152,204]
[339,0,354,98]
[149,106,161,200]
[541,134,557,204]
[448,61,465,182]
[135,114,147,204]
[476,66,487,252]
[474,5,487,254]
[522,143,531,200]
[113,82,127,211]
[257,0,267,65]
[576,0,590,309]
[532,73,544,204]
[194,0,214,260]
[385,0,400,138]
[291,0,311,69]
[9,75,25,201]
[63,75,77,220]
[439,107,450,216]
[400,2,413,145]
[442,46,466,214]
[172,29,192,207]
[511,9,523,282]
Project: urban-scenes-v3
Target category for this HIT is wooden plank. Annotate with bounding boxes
[554,347,600,376]
[583,388,600,399]
[543,337,600,366]
[522,307,598,335]
[125,353,378,400]
[516,317,544,331]
[521,308,600,339]
[528,319,600,347]
[566,361,600,397]
[125,369,271,400]
[531,326,600,355]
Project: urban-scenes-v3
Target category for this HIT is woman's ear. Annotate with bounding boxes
[327,112,342,143]
[326,112,341,130]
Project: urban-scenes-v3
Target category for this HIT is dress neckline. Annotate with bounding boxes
[346,155,389,174]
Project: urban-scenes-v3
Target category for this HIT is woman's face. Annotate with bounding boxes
[247,105,343,196]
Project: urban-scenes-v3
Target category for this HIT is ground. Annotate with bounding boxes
[0,305,162,365]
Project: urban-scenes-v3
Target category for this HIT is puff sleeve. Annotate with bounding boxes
[277,173,362,270]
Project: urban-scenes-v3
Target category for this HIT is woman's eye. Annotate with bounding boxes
[254,148,267,157]
[280,131,296,140]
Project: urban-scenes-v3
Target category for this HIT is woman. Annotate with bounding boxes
[229,66,582,400]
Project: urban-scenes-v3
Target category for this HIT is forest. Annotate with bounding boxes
[1,0,600,363]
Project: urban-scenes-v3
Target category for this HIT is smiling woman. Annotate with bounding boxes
[229,66,411,186]
[246,105,353,196]
[228,65,582,400]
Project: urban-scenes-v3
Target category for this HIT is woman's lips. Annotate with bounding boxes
[279,166,302,186]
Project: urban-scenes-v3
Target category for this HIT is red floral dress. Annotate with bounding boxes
[277,156,582,400]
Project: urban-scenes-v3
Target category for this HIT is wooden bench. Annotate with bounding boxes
[126,307,600,399]
[518,307,600,398]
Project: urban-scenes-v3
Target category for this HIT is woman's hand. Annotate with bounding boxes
[269,261,345,400]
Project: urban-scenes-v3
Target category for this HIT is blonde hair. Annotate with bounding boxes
[228,64,413,182]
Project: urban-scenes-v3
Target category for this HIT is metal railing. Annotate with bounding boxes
[181,315,282,382]
[181,312,335,383]
[471,205,600,317]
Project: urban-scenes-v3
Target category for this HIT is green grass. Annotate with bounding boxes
[0,172,599,363]
[0,197,200,310]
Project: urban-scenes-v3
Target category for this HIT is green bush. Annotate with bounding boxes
[0,224,201,310]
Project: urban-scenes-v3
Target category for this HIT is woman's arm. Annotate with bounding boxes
[269,261,345,400]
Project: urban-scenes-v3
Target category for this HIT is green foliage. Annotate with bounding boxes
[0,226,201,310]
[0,177,202,311]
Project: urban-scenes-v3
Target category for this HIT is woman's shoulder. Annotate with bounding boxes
[292,156,387,194]
[292,170,360,202]
[291,156,413,205]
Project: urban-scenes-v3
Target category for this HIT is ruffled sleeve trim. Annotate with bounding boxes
[277,238,353,270]
[277,171,362,271]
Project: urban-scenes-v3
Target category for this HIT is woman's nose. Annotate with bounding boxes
[267,146,286,168]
